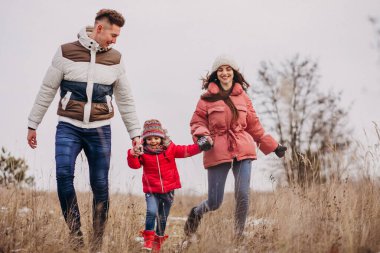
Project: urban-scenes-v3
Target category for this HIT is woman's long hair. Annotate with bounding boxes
[201,68,250,122]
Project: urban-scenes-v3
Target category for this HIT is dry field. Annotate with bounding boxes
[2,128,380,252]
[1,178,380,253]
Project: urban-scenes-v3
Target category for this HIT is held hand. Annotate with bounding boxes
[130,148,140,158]
[132,136,143,156]
[27,129,37,149]
[206,136,214,146]
[274,144,287,158]
[197,136,213,151]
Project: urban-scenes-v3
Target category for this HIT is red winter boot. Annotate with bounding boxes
[152,234,168,253]
[140,230,155,251]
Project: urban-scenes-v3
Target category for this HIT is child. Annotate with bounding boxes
[127,119,210,252]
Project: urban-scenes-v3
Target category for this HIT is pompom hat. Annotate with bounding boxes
[141,119,166,140]
[211,54,239,72]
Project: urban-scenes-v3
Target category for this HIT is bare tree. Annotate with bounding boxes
[251,55,352,186]
[369,16,380,56]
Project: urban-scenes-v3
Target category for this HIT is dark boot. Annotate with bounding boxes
[62,195,84,251]
[152,234,168,253]
[60,192,82,233]
[184,207,202,236]
[90,201,108,253]
[69,229,85,251]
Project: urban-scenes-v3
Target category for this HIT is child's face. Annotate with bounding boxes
[145,136,162,148]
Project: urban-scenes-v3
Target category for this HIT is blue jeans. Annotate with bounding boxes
[55,121,111,235]
[145,191,174,236]
[194,159,252,236]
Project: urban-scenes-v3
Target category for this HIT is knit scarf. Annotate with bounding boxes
[143,145,165,155]
[201,85,238,122]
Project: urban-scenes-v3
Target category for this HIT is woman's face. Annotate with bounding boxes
[217,65,234,88]
[145,136,162,149]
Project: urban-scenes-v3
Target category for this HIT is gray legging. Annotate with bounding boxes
[194,159,252,235]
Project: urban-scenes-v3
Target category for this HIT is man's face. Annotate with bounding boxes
[95,22,121,48]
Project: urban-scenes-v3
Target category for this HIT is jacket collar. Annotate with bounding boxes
[207,82,244,96]
[77,26,112,53]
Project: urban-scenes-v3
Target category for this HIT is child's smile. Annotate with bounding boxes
[146,136,162,149]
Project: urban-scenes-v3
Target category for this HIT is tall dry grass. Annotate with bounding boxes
[1,129,379,253]
[1,181,379,252]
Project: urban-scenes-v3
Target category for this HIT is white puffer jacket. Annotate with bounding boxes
[28,26,140,138]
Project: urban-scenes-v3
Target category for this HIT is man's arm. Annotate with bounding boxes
[27,47,64,148]
[113,57,141,139]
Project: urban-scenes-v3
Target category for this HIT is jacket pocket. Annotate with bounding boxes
[235,104,248,122]
[106,95,113,113]
[235,104,247,112]
[61,91,72,110]
[207,106,226,130]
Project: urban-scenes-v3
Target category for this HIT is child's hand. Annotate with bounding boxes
[130,148,140,158]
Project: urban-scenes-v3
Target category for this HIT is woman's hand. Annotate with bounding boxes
[197,136,214,151]
[206,136,214,146]
[274,144,287,158]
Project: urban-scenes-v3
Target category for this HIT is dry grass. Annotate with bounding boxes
[1,127,379,253]
[0,180,380,253]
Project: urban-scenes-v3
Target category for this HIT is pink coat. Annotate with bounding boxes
[190,82,278,168]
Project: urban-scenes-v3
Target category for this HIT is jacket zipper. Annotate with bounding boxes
[156,155,164,193]
[83,49,96,124]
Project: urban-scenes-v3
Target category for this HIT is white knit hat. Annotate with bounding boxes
[211,54,239,72]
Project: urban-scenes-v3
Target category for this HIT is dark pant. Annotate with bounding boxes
[145,191,174,236]
[194,159,252,236]
[55,121,111,239]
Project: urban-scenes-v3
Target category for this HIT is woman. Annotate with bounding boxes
[184,55,286,238]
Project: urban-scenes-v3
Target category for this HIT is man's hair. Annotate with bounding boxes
[95,9,125,27]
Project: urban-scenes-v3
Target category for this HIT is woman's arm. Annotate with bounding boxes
[190,99,210,142]
[244,93,278,155]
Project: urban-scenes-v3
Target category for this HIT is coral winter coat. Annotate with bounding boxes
[190,82,278,168]
[127,142,200,193]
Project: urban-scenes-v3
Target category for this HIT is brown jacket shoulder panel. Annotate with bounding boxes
[61,41,121,65]
[61,41,90,62]
[96,48,121,66]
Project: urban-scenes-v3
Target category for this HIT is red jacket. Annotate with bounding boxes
[190,82,278,168]
[127,142,200,193]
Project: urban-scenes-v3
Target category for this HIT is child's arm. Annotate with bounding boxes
[174,143,201,158]
[127,149,142,169]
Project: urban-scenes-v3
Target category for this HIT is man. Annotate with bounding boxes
[27,9,141,252]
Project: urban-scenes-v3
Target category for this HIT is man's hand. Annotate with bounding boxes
[27,129,37,149]
[132,136,143,156]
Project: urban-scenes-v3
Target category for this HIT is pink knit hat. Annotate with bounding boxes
[141,119,166,140]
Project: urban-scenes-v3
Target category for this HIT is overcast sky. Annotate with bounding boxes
[0,0,379,195]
